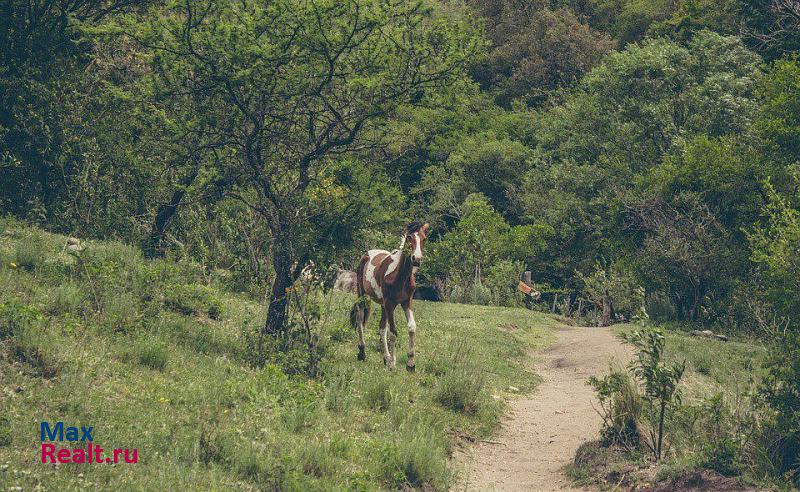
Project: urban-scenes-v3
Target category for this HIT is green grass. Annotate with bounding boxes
[574,325,772,489]
[613,325,767,403]
[0,222,556,491]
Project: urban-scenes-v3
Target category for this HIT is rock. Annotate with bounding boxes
[65,237,84,253]
[689,330,728,341]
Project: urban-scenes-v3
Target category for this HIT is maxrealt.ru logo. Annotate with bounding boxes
[40,422,138,464]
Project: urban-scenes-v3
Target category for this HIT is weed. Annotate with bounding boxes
[10,324,62,378]
[102,291,140,333]
[364,376,398,412]
[0,416,11,447]
[381,418,451,490]
[433,343,488,415]
[13,233,48,271]
[45,282,86,316]
[134,338,169,371]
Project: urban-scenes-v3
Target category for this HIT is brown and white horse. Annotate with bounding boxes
[352,222,430,371]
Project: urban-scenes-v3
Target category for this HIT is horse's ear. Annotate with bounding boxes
[421,223,430,236]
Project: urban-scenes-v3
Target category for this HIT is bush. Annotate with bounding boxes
[164,284,224,320]
[588,367,642,449]
[620,328,686,461]
[754,332,800,485]
[484,259,526,307]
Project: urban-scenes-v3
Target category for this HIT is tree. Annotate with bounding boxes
[424,193,549,301]
[740,0,800,60]
[0,0,147,220]
[118,0,480,336]
[468,5,614,107]
[515,31,762,291]
[748,185,800,330]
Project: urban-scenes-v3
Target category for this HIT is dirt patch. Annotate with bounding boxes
[644,470,758,492]
[453,323,633,491]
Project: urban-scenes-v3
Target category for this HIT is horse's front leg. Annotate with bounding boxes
[402,300,417,372]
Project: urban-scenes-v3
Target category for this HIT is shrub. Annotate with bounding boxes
[754,332,800,485]
[578,262,644,326]
[484,259,526,307]
[164,284,224,320]
[699,437,740,477]
[588,367,642,449]
[620,328,686,461]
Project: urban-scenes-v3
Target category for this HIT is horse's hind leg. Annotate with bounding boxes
[356,302,366,361]
[379,306,395,370]
[402,300,416,373]
[386,303,398,371]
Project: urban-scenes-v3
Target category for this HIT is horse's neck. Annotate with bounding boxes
[395,251,414,283]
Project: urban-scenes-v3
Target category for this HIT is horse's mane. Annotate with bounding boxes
[406,221,424,234]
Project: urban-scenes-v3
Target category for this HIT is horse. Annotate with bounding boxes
[351,222,430,371]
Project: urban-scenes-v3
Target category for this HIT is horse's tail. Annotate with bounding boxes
[351,255,371,330]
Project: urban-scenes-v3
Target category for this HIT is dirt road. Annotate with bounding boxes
[455,323,632,491]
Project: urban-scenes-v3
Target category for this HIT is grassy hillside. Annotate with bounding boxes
[0,219,555,491]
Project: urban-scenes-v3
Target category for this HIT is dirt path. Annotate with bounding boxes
[455,323,633,492]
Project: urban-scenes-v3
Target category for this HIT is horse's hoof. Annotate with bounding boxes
[358,347,366,361]
[406,364,415,373]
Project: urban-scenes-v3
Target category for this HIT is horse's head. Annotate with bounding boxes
[403,222,430,268]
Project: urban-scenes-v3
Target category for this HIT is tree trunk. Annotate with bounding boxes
[145,162,200,258]
[601,289,613,327]
[263,245,294,337]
